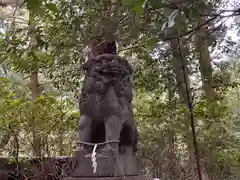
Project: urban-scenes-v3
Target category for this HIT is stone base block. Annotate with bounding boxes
[70,151,140,177]
[64,175,150,180]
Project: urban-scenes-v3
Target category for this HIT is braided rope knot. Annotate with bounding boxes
[77,140,120,146]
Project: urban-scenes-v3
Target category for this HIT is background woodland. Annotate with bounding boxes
[0,0,240,179]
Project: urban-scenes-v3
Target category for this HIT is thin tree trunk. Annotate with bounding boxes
[167,73,180,180]
[194,16,216,180]
[30,71,42,157]
[169,37,191,105]
[59,127,64,156]
[168,1,208,179]
[29,10,42,157]
[195,17,217,99]
[167,71,174,101]
[58,100,64,156]
[30,71,41,99]
[167,0,191,106]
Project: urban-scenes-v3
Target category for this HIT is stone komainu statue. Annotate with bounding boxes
[78,53,139,155]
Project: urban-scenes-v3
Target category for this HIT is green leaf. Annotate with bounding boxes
[122,0,133,6]
[146,38,157,48]
[45,3,59,13]
[134,1,144,20]
[25,0,42,12]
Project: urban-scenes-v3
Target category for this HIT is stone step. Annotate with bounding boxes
[64,175,150,180]
[70,152,140,177]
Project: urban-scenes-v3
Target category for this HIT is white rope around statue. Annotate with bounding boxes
[91,144,98,173]
[77,140,119,146]
[77,140,120,173]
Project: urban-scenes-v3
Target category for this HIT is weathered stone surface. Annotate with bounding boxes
[65,52,143,180]
[64,175,150,180]
[78,54,139,155]
[70,151,140,177]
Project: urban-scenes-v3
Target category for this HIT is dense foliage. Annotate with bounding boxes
[0,0,240,179]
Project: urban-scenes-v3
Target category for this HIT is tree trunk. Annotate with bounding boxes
[169,37,191,105]
[30,71,42,157]
[59,124,64,156]
[195,17,217,99]
[29,10,42,157]
[167,1,210,179]
[30,71,41,99]
[193,17,216,180]
[167,78,180,179]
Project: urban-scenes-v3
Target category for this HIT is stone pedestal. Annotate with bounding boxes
[64,175,149,180]
[64,150,149,180]
[70,151,139,177]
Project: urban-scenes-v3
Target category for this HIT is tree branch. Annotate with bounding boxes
[163,16,218,41]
